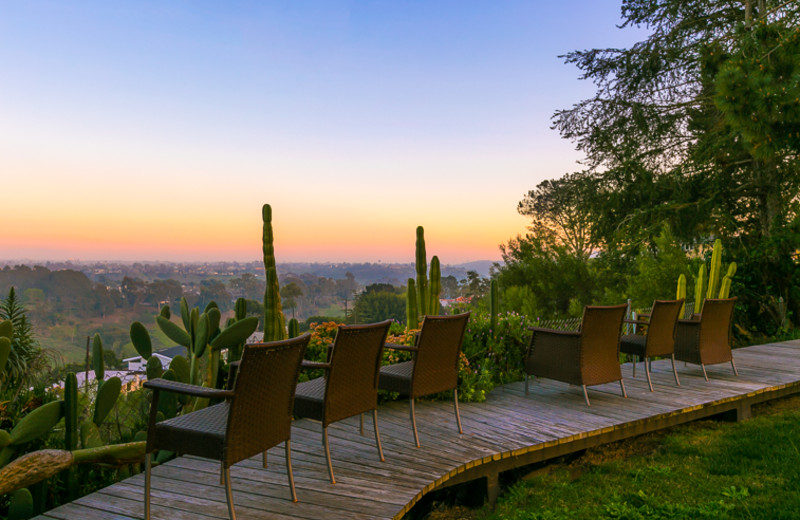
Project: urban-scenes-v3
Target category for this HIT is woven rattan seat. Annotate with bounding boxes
[620,298,683,392]
[378,312,470,448]
[293,320,392,484]
[524,304,627,406]
[143,334,310,520]
[674,297,738,381]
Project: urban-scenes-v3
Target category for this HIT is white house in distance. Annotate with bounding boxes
[123,345,188,372]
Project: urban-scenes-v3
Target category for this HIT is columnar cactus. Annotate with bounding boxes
[719,262,737,298]
[407,226,443,329]
[694,264,706,314]
[678,239,738,316]
[415,226,429,317]
[288,318,299,339]
[676,274,687,318]
[706,238,723,299]
[263,204,286,341]
[406,279,419,329]
[429,256,441,316]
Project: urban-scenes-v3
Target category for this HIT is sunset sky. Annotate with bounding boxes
[1,1,645,264]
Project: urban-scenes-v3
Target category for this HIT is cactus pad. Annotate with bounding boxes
[93,376,121,426]
[10,400,64,446]
[129,321,152,360]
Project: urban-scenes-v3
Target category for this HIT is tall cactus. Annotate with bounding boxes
[287,318,299,339]
[706,238,723,299]
[407,226,443,329]
[693,264,705,314]
[406,279,419,329]
[415,226,429,317]
[263,204,286,341]
[676,274,687,318]
[428,256,441,316]
[719,262,737,298]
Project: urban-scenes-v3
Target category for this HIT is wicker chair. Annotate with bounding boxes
[524,304,627,406]
[674,297,738,381]
[620,299,684,392]
[143,334,310,520]
[378,312,470,448]
[293,320,392,484]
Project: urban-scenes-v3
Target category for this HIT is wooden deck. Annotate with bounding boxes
[34,339,800,520]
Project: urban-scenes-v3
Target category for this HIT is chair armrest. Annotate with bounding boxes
[143,378,234,399]
[623,319,650,326]
[384,343,419,352]
[301,360,331,370]
[528,326,581,337]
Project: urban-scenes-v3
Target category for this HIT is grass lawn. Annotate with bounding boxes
[422,395,800,520]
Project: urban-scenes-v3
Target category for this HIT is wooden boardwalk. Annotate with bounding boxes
[35,339,800,520]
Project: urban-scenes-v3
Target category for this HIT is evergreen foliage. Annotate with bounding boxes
[0,288,41,387]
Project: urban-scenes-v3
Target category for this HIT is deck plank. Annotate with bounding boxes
[32,339,800,520]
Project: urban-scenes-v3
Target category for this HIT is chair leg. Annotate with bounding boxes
[620,378,627,398]
[632,355,637,377]
[701,363,709,381]
[285,440,298,502]
[220,462,225,485]
[731,358,738,376]
[262,450,267,468]
[144,453,152,520]
[223,466,236,520]
[323,426,335,484]
[453,388,463,434]
[645,357,653,392]
[671,354,680,386]
[410,398,421,448]
[373,408,385,462]
[582,385,590,406]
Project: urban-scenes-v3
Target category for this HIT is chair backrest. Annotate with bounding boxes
[579,304,627,369]
[698,298,736,353]
[644,299,684,356]
[225,334,310,464]
[324,320,392,425]
[411,312,470,397]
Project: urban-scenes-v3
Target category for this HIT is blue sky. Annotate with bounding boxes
[0,1,647,264]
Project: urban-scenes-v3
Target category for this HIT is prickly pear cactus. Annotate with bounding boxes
[91,334,104,385]
[7,487,33,520]
[129,321,152,360]
[146,357,163,380]
[93,376,121,426]
[0,336,10,376]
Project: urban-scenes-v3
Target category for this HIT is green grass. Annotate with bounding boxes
[466,398,800,520]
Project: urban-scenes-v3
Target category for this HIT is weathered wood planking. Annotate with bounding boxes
[33,340,800,520]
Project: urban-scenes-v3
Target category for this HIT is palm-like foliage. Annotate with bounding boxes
[0,288,42,387]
